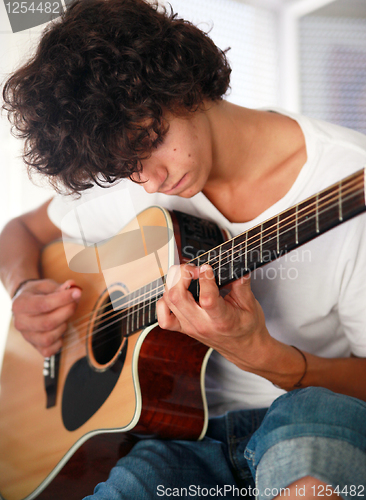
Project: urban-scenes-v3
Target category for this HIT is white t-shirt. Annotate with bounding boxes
[48,109,366,414]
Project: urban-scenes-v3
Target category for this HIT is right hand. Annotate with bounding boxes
[12,279,82,357]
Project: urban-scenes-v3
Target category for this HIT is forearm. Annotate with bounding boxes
[234,336,366,401]
[0,217,42,297]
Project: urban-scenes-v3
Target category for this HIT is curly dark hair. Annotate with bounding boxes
[2,0,231,194]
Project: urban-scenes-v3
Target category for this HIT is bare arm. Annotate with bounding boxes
[0,199,61,297]
[0,200,81,356]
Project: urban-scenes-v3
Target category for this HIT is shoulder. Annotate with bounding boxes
[47,180,207,242]
[47,180,155,241]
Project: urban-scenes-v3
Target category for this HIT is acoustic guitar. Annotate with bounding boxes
[0,168,365,500]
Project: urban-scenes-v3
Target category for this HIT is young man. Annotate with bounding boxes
[1,0,366,498]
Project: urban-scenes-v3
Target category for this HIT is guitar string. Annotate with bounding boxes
[61,178,363,347]
[62,178,363,350]
[59,181,364,355]
[60,184,364,357]
[66,173,362,330]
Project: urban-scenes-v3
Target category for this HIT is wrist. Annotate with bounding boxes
[12,277,40,299]
[232,329,278,371]
[234,336,309,391]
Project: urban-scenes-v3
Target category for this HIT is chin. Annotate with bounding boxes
[177,185,200,198]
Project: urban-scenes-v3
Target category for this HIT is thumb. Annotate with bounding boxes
[57,280,82,300]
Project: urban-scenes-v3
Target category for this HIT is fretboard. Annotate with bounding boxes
[187,167,366,298]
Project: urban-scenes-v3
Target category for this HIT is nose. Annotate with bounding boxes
[137,161,167,194]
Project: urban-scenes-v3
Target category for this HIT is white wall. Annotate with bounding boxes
[0,4,54,367]
[0,0,281,368]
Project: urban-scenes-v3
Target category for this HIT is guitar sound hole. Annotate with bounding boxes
[92,290,125,366]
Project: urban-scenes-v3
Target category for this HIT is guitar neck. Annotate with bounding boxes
[122,168,365,333]
[187,167,366,296]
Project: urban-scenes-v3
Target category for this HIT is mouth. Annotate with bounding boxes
[161,174,187,194]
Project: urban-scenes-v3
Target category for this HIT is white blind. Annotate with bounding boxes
[165,0,279,109]
[300,16,366,134]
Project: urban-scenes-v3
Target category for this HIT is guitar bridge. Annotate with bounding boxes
[43,352,60,408]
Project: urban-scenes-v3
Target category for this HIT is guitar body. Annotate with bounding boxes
[0,207,227,500]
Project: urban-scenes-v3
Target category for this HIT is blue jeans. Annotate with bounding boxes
[84,388,366,499]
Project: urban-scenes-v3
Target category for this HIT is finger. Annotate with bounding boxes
[57,280,79,292]
[156,297,181,331]
[163,264,202,334]
[15,299,79,333]
[165,265,182,290]
[23,323,67,356]
[15,278,74,296]
[198,264,222,314]
[38,339,63,358]
[165,263,198,308]
[13,283,82,315]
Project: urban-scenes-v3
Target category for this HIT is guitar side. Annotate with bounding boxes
[0,207,213,500]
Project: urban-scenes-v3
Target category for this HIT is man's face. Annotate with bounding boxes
[130,109,213,198]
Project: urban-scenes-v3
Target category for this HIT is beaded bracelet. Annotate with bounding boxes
[291,345,308,388]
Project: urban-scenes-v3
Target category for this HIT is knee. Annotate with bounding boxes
[244,388,366,480]
[264,386,366,429]
[273,476,340,500]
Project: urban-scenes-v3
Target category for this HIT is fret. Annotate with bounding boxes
[246,226,262,270]
[156,278,163,301]
[260,223,263,263]
[126,293,131,336]
[218,245,222,286]
[245,231,248,270]
[231,239,234,279]
[297,198,317,245]
[154,279,160,316]
[207,246,219,271]
[134,290,139,330]
[239,241,244,265]
[261,218,277,264]
[295,205,299,244]
[316,194,320,233]
[276,215,280,255]
[196,253,201,268]
[340,172,365,224]
[130,290,136,332]
[148,281,152,324]
[134,289,139,329]
[142,284,147,326]
[317,185,338,233]
[196,255,201,298]
[206,250,211,267]
[121,307,127,338]
[338,181,343,221]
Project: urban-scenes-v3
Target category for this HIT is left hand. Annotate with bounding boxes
[156,263,270,368]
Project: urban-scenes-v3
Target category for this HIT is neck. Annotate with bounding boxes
[204,101,259,186]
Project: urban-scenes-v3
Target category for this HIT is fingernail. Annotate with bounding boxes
[200,264,210,272]
[72,289,81,300]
